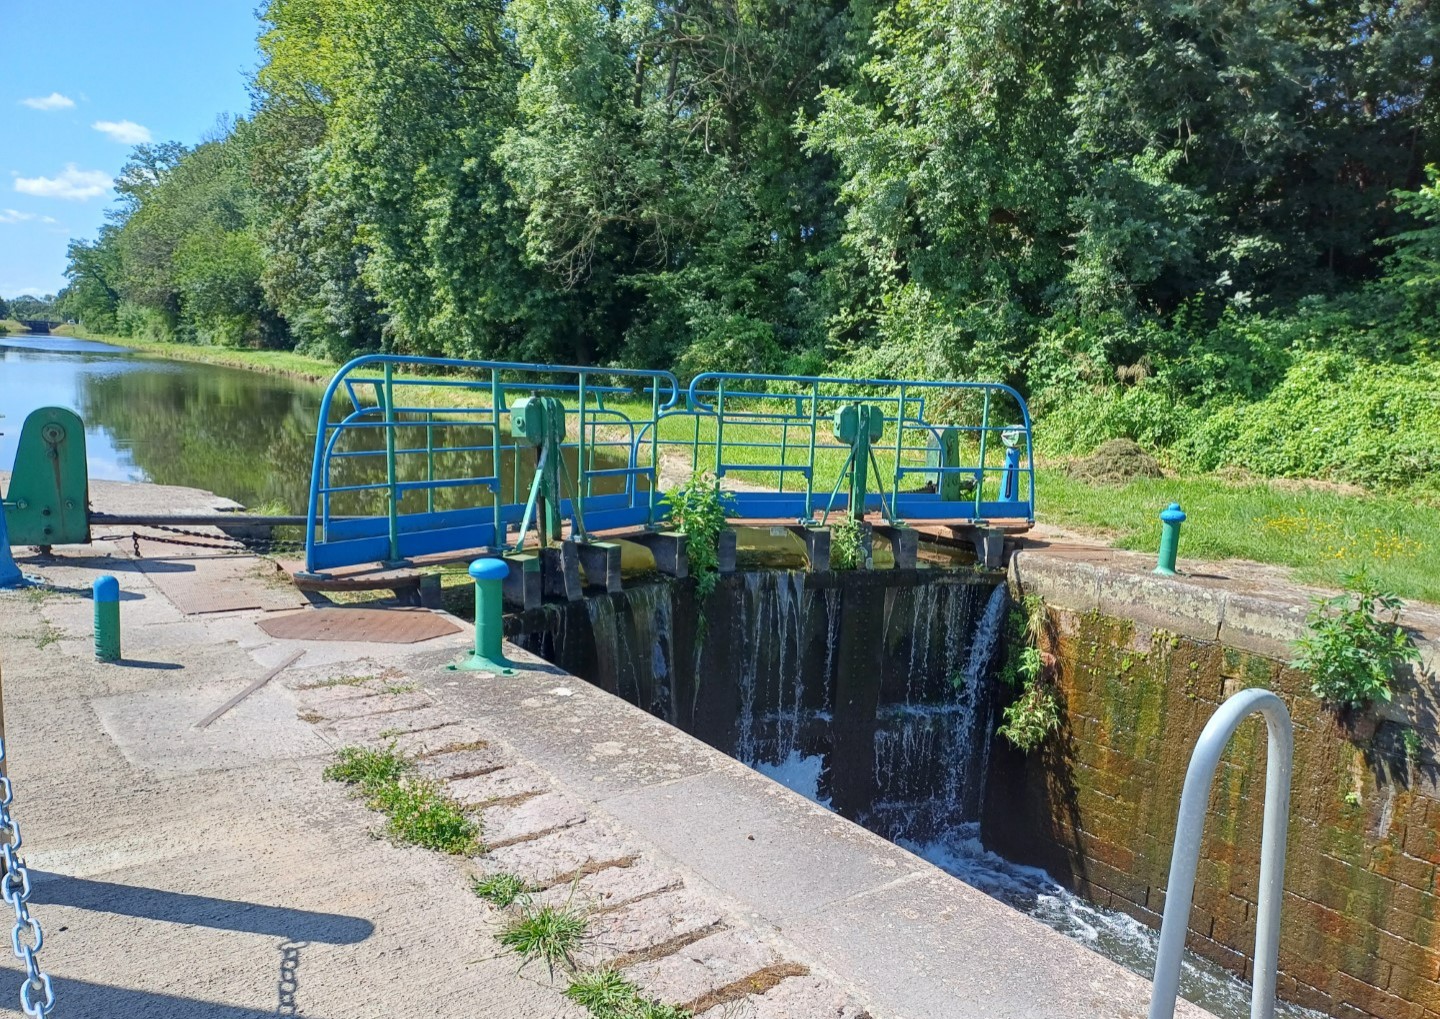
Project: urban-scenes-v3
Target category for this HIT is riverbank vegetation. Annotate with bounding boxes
[49,1,1440,511]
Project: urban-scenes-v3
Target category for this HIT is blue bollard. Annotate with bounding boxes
[0,507,21,589]
[449,558,517,675]
[93,575,120,661]
[1155,503,1186,577]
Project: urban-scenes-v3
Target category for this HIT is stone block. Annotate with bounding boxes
[1095,570,1224,643]
[625,928,785,1009]
[576,889,725,968]
[326,706,456,743]
[696,974,871,1019]
[1218,592,1310,661]
[481,791,588,848]
[533,859,684,914]
[542,542,584,601]
[390,721,492,758]
[314,691,433,720]
[574,541,622,594]
[447,766,550,809]
[1009,552,1100,614]
[484,820,640,889]
[416,745,508,781]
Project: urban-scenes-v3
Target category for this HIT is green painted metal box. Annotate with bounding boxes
[832,404,884,446]
[509,395,565,446]
[3,406,90,546]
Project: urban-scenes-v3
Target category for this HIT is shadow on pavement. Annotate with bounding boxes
[29,871,374,944]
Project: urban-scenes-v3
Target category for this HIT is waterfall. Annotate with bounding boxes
[522,570,1010,843]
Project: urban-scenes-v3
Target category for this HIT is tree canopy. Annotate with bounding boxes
[57,0,1440,487]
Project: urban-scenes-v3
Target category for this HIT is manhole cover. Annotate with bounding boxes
[258,608,463,644]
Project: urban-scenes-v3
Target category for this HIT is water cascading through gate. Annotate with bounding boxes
[509,568,1010,844]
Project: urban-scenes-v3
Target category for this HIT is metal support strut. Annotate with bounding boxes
[1148,687,1293,1019]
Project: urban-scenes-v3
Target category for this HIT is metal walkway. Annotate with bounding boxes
[302,356,1034,574]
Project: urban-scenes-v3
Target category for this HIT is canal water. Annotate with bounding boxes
[3,336,1318,1019]
[0,335,636,517]
[1,335,324,512]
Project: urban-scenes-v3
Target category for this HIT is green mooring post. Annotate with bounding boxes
[450,558,517,675]
[1155,503,1186,576]
[94,575,120,662]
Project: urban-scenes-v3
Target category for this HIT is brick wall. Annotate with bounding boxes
[983,604,1440,1019]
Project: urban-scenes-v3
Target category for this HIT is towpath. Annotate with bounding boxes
[0,478,1213,1019]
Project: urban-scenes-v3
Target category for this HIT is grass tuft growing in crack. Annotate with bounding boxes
[324,745,481,855]
[500,903,587,976]
[565,970,692,1019]
[472,872,532,908]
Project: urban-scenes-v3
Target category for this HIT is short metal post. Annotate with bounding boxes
[1155,502,1186,576]
[0,505,22,589]
[93,575,120,662]
[449,559,517,675]
[1148,687,1292,1019]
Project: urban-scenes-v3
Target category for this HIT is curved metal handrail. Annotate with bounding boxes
[1149,687,1293,1019]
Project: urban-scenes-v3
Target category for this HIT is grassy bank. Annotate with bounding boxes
[57,326,341,382]
[43,330,1440,603]
[1038,469,1437,603]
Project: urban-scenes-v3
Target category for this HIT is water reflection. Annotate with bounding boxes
[0,338,637,516]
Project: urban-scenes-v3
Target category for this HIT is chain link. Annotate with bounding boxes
[0,740,52,1017]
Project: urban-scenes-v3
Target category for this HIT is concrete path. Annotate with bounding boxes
[0,542,587,1019]
[0,480,1216,1019]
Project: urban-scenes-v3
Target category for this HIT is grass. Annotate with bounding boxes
[323,745,482,854]
[1036,469,1440,603]
[566,970,693,1019]
[62,325,1440,605]
[499,903,588,975]
[472,872,533,908]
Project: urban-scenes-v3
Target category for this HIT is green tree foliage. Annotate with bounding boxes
[53,0,1440,494]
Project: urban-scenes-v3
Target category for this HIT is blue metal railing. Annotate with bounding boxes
[303,355,680,573]
[303,359,1035,573]
[651,373,1035,525]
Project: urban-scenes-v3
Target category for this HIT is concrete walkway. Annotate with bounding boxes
[0,479,1215,1019]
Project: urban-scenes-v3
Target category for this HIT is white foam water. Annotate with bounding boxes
[905,825,1325,1019]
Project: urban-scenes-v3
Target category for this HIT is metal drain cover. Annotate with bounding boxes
[258,608,463,644]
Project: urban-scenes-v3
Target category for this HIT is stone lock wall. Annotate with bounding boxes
[987,552,1440,1019]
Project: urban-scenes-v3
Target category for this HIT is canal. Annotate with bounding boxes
[0,335,1318,1019]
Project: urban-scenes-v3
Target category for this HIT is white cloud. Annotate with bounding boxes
[0,209,57,224]
[13,164,111,201]
[20,93,74,111]
[93,119,152,145]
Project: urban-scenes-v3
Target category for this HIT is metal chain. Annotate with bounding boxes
[94,528,304,558]
[0,740,52,1017]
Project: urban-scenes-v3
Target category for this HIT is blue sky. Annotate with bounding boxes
[0,2,261,298]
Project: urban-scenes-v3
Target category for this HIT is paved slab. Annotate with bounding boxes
[0,548,586,1019]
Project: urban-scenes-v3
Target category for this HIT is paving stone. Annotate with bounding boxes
[482,791,587,847]
[448,766,550,808]
[626,928,785,1009]
[326,706,457,742]
[416,745,509,781]
[577,889,726,969]
[533,859,684,913]
[292,682,393,710]
[696,974,871,1019]
[313,691,433,720]
[485,820,641,890]
[391,721,492,758]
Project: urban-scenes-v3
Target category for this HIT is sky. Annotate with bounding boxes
[0,1,261,298]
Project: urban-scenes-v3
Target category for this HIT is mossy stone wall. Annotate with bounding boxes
[984,605,1440,1019]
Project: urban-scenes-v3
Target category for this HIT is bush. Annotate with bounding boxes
[1291,570,1420,710]
[1179,353,1440,489]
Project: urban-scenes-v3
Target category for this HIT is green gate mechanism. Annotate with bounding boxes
[511,395,589,547]
[2,407,90,549]
[826,403,896,523]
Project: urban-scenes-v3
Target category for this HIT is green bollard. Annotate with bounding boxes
[449,559,517,675]
[93,575,120,661]
[1155,503,1186,577]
